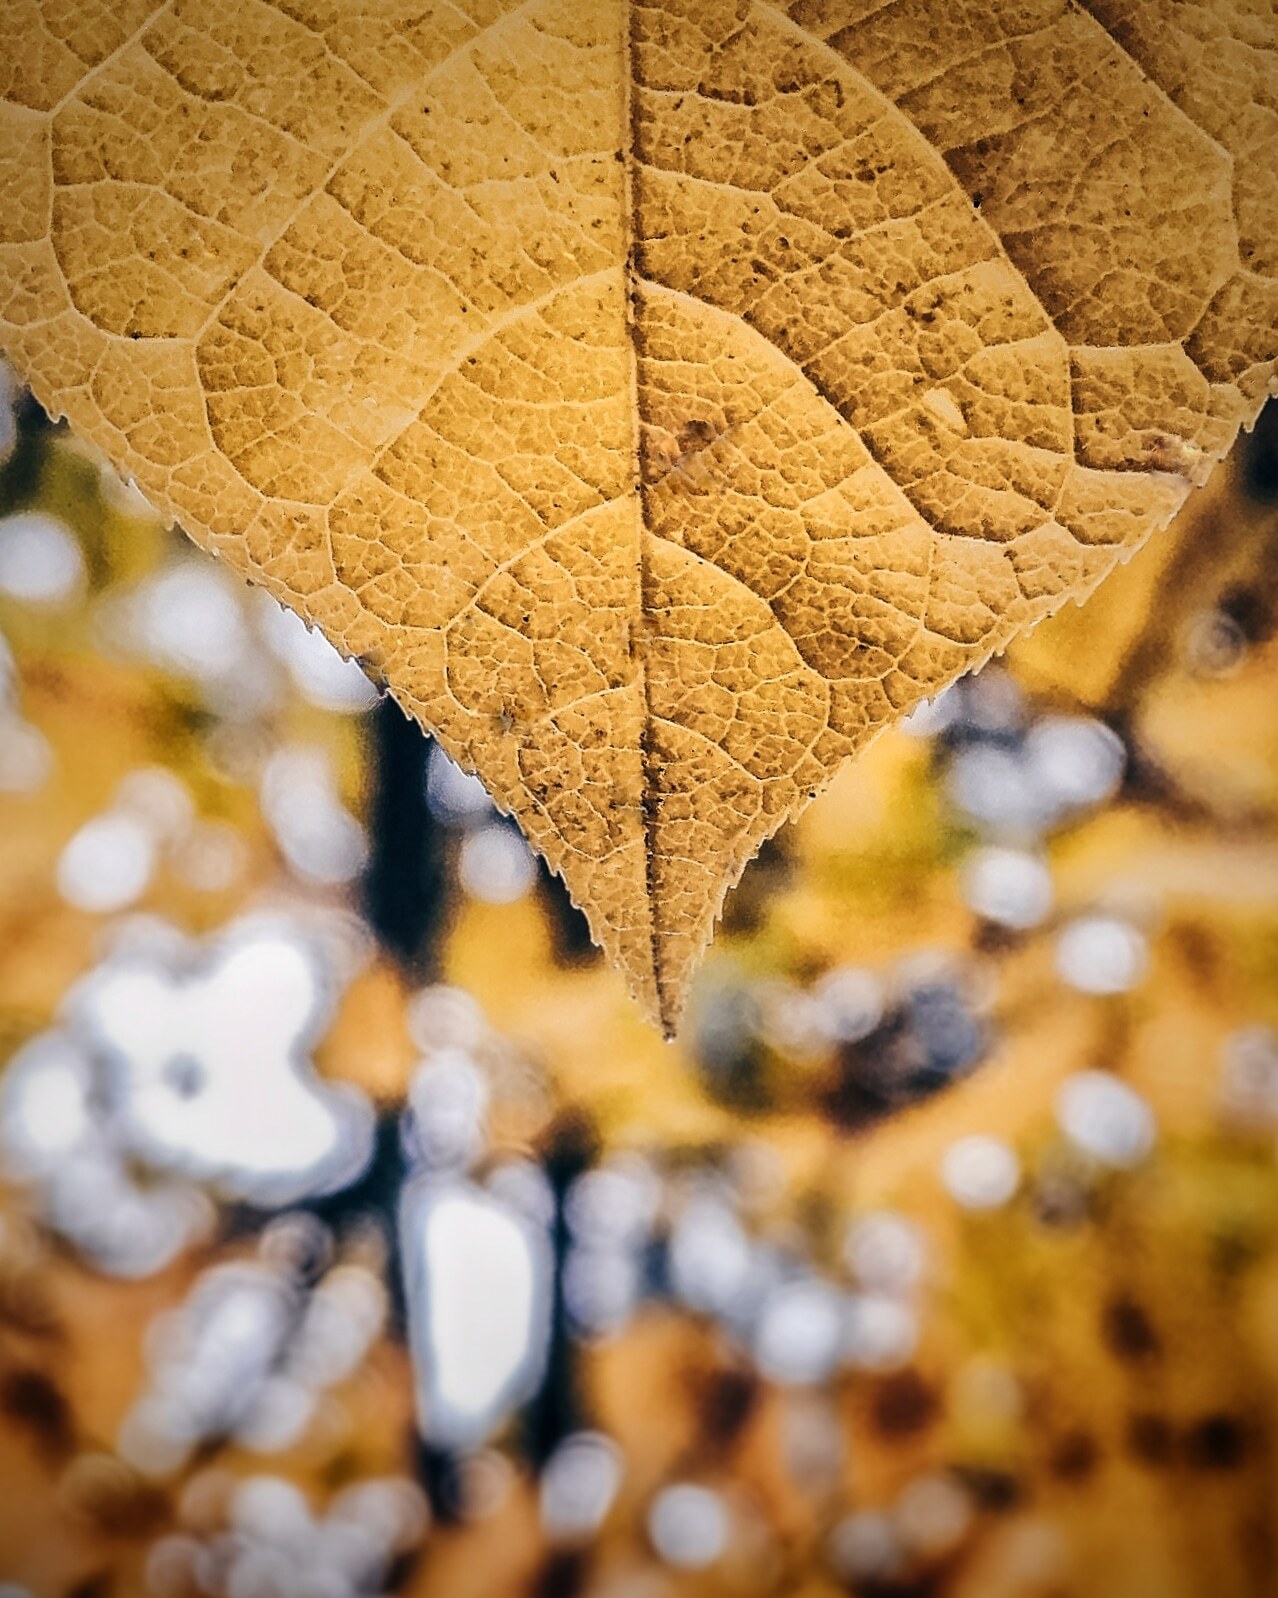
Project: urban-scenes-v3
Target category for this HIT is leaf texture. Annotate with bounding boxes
[0,0,1274,1033]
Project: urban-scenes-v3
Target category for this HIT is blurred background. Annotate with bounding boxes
[0,371,1275,1598]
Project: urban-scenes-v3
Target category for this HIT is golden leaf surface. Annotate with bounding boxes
[0,0,1274,1032]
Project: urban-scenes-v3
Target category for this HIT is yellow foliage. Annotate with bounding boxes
[1,2,1275,1028]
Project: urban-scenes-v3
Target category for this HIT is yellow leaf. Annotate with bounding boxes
[0,0,1274,1033]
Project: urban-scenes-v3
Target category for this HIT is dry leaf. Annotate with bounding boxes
[0,1,1274,1032]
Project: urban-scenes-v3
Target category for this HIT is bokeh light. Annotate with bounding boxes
[0,384,1274,1598]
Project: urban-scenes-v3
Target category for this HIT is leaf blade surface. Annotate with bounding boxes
[1,0,1273,1029]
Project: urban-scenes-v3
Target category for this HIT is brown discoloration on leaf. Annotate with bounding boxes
[0,0,1274,1031]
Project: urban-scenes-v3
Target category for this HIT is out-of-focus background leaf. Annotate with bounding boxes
[0,375,1276,1598]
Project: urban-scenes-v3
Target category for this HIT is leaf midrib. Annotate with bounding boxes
[618,0,675,1036]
